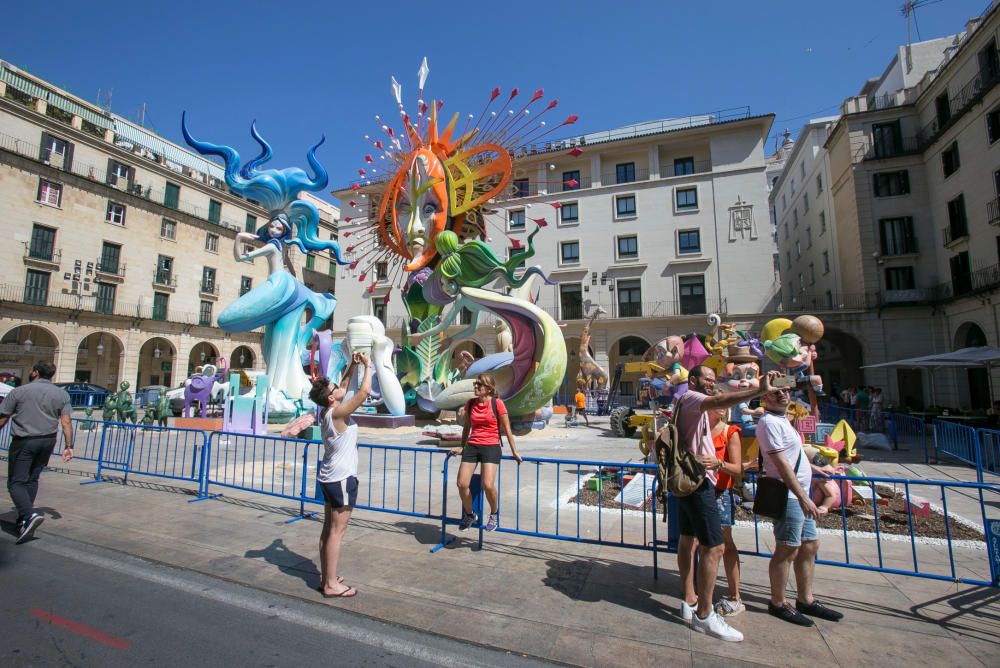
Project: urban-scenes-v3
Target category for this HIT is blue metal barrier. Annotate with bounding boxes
[729,471,1000,588]
[90,421,207,486]
[976,429,1000,479]
[888,413,928,460]
[934,419,982,481]
[199,431,449,524]
[435,454,660,559]
[2,417,105,462]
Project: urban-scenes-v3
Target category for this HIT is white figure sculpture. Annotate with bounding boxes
[340,315,405,416]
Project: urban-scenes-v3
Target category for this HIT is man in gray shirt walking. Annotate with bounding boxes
[0,361,74,544]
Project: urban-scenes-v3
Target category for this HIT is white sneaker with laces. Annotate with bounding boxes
[680,599,697,622]
[691,611,743,642]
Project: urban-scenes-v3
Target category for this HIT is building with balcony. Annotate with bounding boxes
[774,1,1000,409]
[0,61,338,390]
[333,107,780,399]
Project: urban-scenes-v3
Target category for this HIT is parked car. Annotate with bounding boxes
[55,382,112,408]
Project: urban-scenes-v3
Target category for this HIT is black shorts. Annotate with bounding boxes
[319,476,359,509]
[677,479,724,548]
[461,444,502,465]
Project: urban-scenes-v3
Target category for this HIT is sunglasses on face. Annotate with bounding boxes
[473,382,483,388]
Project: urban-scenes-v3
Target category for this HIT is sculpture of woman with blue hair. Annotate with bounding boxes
[182,114,347,410]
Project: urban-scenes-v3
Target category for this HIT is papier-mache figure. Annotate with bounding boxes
[763,315,825,419]
[718,344,764,434]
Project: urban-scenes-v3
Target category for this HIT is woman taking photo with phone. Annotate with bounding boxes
[450,372,523,532]
[309,352,372,598]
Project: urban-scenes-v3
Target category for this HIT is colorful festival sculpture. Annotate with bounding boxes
[182,116,347,414]
[346,59,570,423]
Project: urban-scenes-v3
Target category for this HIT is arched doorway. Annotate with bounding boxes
[231,345,256,370]
[0,325,58,385]
[137,337,176,388]
[609,335,650,401]
[955,322,989,410]
[188,341,220,376]
[74,332,124,389]
[813,328,865,397]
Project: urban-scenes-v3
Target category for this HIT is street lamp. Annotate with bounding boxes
[23,327,33,353]
[96,336,105,357]
[153,343,161,359]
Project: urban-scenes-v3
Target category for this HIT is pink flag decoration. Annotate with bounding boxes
[531,217,548,227]
[509,88,519,99]
[344,217,353,223]
[567,147,583,157]
[351,184,361,191]
[365,155,373,163]
[511,238,524,250]
[549,202,562,209]
[490,87,500,101]
[358,169,366,176]
[359,272,367,282]
[349,200,357,207]
[546,99,559,110]
[530,89,544,102]
[349,260,359,269]
[562,115,579,125]
[563,179,579,188]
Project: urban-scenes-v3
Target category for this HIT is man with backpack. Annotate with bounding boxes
[673,364,778,642]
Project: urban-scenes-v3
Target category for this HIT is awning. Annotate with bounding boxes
[863,346,1000,369]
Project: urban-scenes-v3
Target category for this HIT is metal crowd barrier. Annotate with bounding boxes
[933,419,983,481]
[434,454,659,555]
[5,418,997,588]
[197,431,449,525]
[732,470,1000,588]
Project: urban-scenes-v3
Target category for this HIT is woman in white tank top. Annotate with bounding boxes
[308,352,372,598]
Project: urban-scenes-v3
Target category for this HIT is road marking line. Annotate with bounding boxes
[29,608,131,650]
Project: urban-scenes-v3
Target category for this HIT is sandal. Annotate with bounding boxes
[319,585,357,598]
[313,576,344,593]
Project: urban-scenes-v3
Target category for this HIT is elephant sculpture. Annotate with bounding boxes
[184,358,229,418]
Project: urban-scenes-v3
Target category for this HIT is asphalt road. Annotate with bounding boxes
[0,533,552,668]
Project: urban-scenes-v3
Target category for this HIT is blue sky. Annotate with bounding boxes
[3,0,988,203]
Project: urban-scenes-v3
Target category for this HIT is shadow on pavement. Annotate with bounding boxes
[543,558,685,626]
[245,538,320,589]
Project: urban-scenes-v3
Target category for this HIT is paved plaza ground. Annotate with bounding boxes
[3,412,999,666]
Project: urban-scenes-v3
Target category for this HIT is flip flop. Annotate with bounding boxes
[313,576,344,594]
[319,585,357,599]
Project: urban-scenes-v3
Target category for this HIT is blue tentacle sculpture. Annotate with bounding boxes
[182,114,347,412]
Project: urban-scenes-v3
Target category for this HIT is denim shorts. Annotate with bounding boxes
[715,489,735,528]
[773,495,818,547]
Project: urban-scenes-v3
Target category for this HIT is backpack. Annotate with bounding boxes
[465,397,504,446]
[653,396,706,519]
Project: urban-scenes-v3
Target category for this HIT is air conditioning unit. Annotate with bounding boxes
[47,152,64,169]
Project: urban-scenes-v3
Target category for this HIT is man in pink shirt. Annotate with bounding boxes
[674,364,777,642]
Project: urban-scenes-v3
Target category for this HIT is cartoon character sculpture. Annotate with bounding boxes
[114,382,137,424]
[328,316,406,416]
[577,306,609,392]
[101,394,117,422]
[763,315,825,416]
[718,344,764,435]
[156,391,170,426]
[348,59,571,423]
[182,116,346,414]
[183,359,229,418]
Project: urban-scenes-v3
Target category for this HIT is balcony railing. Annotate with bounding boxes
[988,197,1000,227]
[540,298,728,321]
[24,244,60,264]
[0,282,209,326]
[600,167,651,185]
[942,221,969,246]
[858,137,922,161]
[782,293,876,311]
[918,55,1000,147]
[664,159,713,177]
[153,271,177,288]
[0,131,252,234]
[96,259,126,278]
[199,283,219,296]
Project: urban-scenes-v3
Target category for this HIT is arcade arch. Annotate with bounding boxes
[137,337,177,388]
[74,332,124,388]
[0,324,58,385]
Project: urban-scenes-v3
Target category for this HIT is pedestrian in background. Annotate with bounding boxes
[309,352,372,598]
[451,372,523,532]
[0,362,74,544]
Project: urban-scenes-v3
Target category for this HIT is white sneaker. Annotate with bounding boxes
[691,611,743,642]
[680,599,697,622]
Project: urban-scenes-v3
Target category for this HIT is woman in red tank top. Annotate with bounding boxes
[449,372,523,532]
